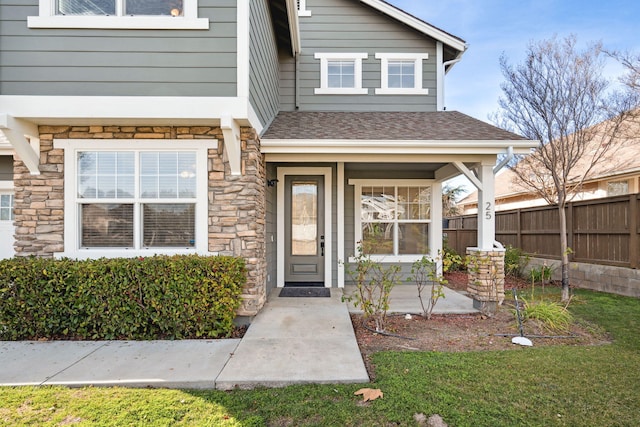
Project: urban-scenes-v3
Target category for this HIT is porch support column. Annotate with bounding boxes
[429,181,443,274]
[467,162,504,314]
[477,163,495,250]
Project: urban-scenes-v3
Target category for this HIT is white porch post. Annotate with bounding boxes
[430,181,443,273]
[477,162,495,250]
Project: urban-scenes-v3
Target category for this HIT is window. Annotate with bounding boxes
[314,53,368,95]
[607,180,629,197]
[297,0,311,17]
[28,0,208,29]
[55,139,215,257]
[78,150,196,249]
[351,180,432,259]
[0,194,14,221]
[375,53,429,95]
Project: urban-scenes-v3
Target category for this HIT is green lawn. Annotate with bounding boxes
[1,289,639,426]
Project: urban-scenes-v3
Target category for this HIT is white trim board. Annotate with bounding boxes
[276,167,333,288]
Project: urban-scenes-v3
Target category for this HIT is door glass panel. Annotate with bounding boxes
[291,181,317,256]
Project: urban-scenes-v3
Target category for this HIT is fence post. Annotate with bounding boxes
[630,194,638,269]
[567,202,574,262]
[516,208,522,250]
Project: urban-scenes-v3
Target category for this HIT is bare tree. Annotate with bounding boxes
[495,35,637,301]
[442,184,466,217]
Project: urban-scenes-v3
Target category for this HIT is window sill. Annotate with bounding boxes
[55,248,216,260]
[375,88,429,95]
[314,88,369,95]
[27,16,210,30]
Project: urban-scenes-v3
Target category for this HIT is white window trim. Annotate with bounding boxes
[54,139,217,259]
[28,0,209,29]
[314,53,369,95]
[375,53,429,95]
[297,0,312,17]
[349,179,434,263]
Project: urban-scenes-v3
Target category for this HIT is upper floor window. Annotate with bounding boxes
[297,0,311,17]
[375,53,429,95]
[28,0,208,29]
[56,0,183,17]
[314,53,368,95]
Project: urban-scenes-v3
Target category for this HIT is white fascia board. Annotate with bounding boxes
[359,0,467,53]
[261,139,538,155]
[0,96,256,126]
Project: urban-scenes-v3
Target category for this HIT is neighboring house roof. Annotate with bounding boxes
[460,117,640,206]
[262,111,527,141]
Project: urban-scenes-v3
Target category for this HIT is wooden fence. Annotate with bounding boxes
[444,193,640,269]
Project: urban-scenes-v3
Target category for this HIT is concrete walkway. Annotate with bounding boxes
[0,286,475,390]
[216,288,369,390]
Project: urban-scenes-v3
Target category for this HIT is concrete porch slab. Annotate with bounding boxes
[344,285,478,315]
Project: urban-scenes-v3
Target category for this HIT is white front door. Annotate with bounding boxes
[0,192,14,259]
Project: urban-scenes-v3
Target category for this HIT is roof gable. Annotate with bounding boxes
[359,0,466,54]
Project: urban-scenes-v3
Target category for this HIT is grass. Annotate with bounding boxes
[1,289,639,426]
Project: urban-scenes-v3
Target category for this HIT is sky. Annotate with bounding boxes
[388,0,640,122]
[387,0,640,194]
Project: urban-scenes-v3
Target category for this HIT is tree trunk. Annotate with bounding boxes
[558,205,571,301]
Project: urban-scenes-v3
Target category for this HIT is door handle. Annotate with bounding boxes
[320,235,325,257]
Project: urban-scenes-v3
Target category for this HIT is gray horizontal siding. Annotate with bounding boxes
[280,0,439,112]
[249,0,280,129]
[0,0,238,97]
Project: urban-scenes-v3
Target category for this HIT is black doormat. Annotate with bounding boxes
[279,287,331,298]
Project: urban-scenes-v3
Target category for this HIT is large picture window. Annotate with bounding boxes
[78,150,197,249]
[55,139,215,258]
[353,181,432,258]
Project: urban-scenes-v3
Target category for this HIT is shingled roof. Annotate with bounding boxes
[261,111,527,141]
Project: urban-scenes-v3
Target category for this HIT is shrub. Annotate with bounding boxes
[442,245,464,271]
[504,245,529,278]
[343,245,401,333]
[523,299,573,332]
[0,255,245,340]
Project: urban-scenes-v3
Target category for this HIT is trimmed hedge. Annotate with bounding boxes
[0,255,246,340]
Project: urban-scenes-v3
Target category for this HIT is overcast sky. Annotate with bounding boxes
[387,0,640,122]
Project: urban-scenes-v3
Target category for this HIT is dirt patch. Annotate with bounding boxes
[353,274,610,380]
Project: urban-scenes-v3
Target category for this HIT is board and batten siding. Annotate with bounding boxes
[249,0,280,129]
[0,0,237,96]
[279,0,439,112]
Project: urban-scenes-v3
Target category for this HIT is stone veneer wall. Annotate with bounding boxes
[466,248,506,313]
[13,125,267,316]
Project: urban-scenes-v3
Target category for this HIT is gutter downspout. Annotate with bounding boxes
[295,53,300,110]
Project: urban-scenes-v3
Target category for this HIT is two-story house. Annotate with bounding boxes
[0,0,536,318]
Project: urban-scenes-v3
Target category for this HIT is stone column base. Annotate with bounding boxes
[466,248,505,315]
